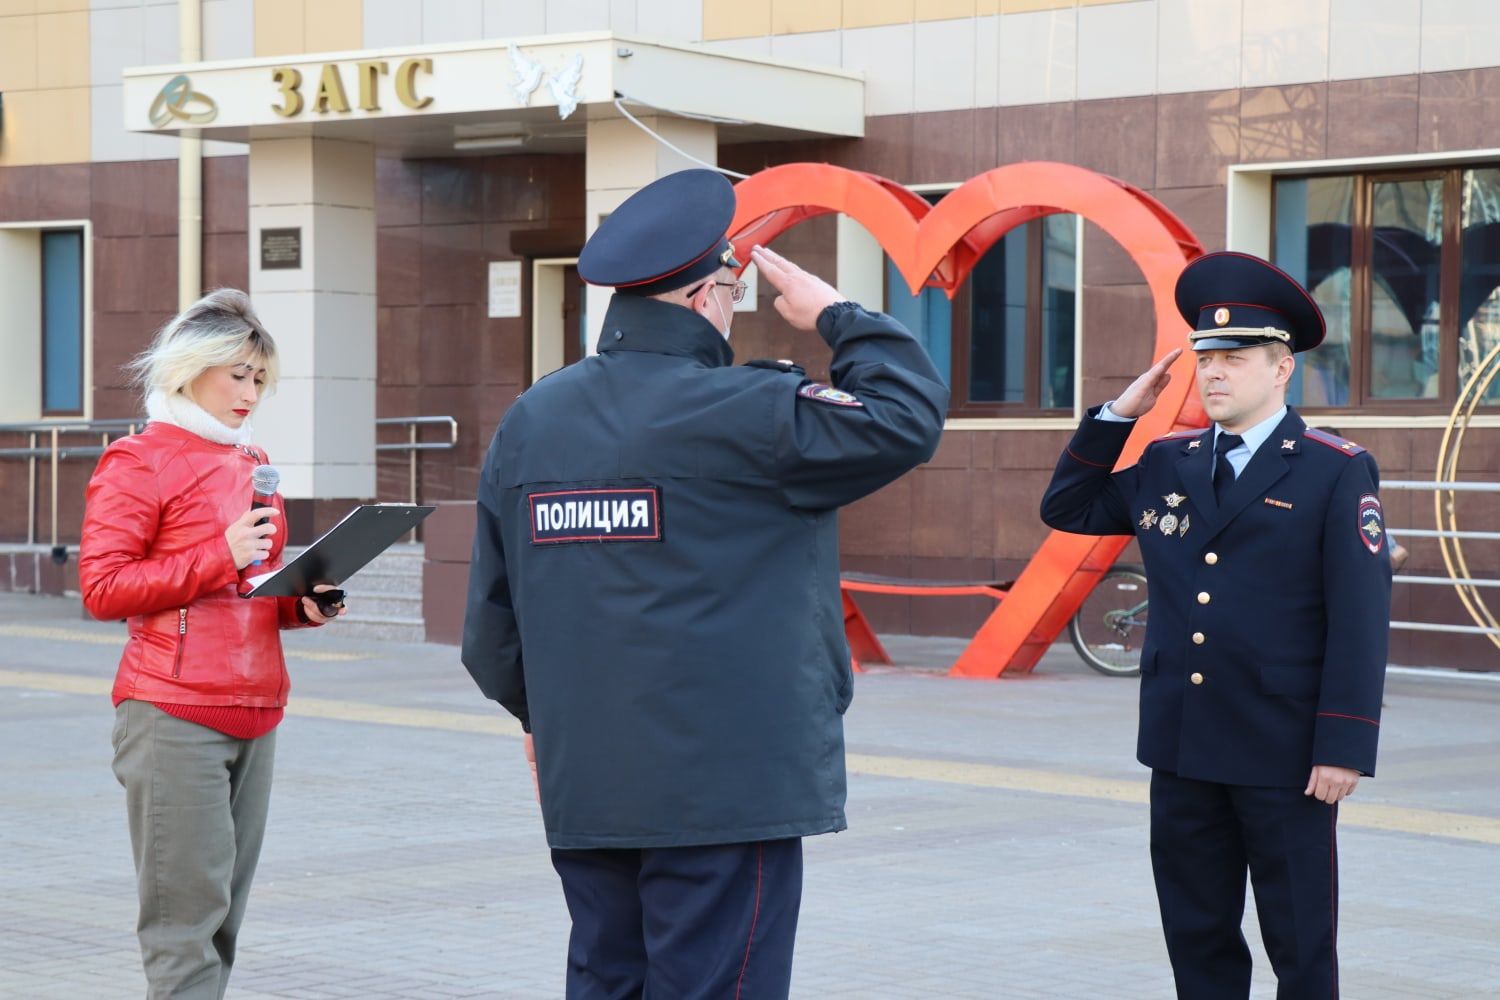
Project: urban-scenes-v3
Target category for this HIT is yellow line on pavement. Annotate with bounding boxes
[0,624,368,662]
[3,668,1496,846]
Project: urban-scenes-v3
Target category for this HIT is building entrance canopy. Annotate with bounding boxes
[122,32,865,156]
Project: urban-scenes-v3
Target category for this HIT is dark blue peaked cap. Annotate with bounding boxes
[577,169,742,296]
[1175,251,1326,353]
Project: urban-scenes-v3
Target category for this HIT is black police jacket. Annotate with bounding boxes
[462,295,947,849]
[1040,406,1391,786]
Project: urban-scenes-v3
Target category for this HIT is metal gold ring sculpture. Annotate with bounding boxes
[148,74,219,129]
[1434,339,1500,651]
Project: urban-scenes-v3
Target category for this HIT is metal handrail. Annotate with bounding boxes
[1381,478,1500,638]
[376,416,460,541]
[1,415,458,548]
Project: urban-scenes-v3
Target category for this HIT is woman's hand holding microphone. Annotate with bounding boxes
[226,507,278,570]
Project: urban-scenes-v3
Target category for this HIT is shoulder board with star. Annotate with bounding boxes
[743,358,806,376]
[1150,427,1208,451]
[1303,427,1367,456]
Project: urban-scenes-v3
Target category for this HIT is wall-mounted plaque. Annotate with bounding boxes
[260,227,302,270]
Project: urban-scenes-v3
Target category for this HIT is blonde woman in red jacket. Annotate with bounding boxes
[80,289,346,999]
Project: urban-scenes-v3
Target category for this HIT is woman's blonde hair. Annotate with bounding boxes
[126,289,278,400]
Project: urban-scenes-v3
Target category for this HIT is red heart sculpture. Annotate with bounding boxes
[730,161,1206,676]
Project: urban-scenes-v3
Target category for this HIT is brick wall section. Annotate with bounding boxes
[374,153,585,511]
[0,156,250,548]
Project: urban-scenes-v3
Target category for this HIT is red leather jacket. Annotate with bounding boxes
[80,421,309,708]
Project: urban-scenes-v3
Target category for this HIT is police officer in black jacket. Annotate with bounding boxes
[461,169,947,999]
[1041,252,1391,999]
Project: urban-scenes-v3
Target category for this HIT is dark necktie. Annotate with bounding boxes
[1213,433,1244,504]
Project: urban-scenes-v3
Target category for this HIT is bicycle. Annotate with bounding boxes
[1068,563,1149,677]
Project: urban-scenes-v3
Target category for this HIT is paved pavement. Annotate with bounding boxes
[1,591,1498,999]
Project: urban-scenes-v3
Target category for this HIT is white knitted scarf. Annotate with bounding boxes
[146,389,255,447]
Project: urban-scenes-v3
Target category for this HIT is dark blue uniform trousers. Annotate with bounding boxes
[550,838,802,1000]
[1150,771,1340,999]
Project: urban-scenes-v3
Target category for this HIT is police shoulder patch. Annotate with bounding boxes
[1357,494,1385,555]
[797,382,863,407]
[529,487,662,545]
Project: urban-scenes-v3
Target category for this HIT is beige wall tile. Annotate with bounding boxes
[1328,0,1418,80]
[999,0,1074,12]
[1157,0,1240,94]
[843,0,913,30]
[998,7,1075,104]
[36,11,88,89]
[977,0,1000,12]
[1241,0,1329,88]
[769,28,840,65]
[35,86,88,164]
[305,0,362,52]
[918,0,976,19]
[34,0,87,11]
[0,1,37,16]
[0,89,42,166]
[0,14,38,92]
[842,22,915,113]
[256,0,306,56]
[1077,0,1154,99]
[914,17,975,111]
[702,0,769,39]
[772,0,839,34]
[1420,0,1500,74]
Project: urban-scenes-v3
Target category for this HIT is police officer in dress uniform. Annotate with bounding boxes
[461,169,947,999]
[1040,251,1392,999]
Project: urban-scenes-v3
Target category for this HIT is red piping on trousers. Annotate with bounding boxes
[1330,806,1339,999]
[735,844,765,1000]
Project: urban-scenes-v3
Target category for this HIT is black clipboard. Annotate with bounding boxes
[244,503,435,598]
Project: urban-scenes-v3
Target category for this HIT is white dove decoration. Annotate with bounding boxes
[509,43,544,105]
[547,54,585,120]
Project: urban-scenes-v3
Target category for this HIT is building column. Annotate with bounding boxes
[583,116,718,353]
[247,137,376,503]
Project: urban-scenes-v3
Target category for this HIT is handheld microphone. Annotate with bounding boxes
[250,465,279,566]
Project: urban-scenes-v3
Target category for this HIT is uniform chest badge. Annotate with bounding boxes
[1282,439,1296,451]
[1163,492,1186,508]
[1159,513,1179,536]
[797,382,863,407]
[1178,514,1190,538]
[1358,494,1385,554]
[1139,508,1159,531]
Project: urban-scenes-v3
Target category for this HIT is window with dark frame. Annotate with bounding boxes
[41,229,85,417]
[1273,166,1500,411]
[884,195,1077,417]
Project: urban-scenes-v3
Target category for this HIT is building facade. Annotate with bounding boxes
[1,0,1496,668]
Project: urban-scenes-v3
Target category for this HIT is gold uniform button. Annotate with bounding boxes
[1198,592,1211,605]
[1192,632,1205,645]
[1205,552,1219,565]
[1190,672,1204,685]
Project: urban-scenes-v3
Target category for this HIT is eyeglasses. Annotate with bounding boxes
[694,280,748,304]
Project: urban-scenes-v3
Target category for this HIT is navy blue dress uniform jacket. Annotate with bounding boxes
[462,295,947,850]
[1040,406,1391,787]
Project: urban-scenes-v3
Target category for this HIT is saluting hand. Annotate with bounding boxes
[225,507,278,570]
[751,245,844,332]
[1110,348,1184,419]
[1305,764,1360,805]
